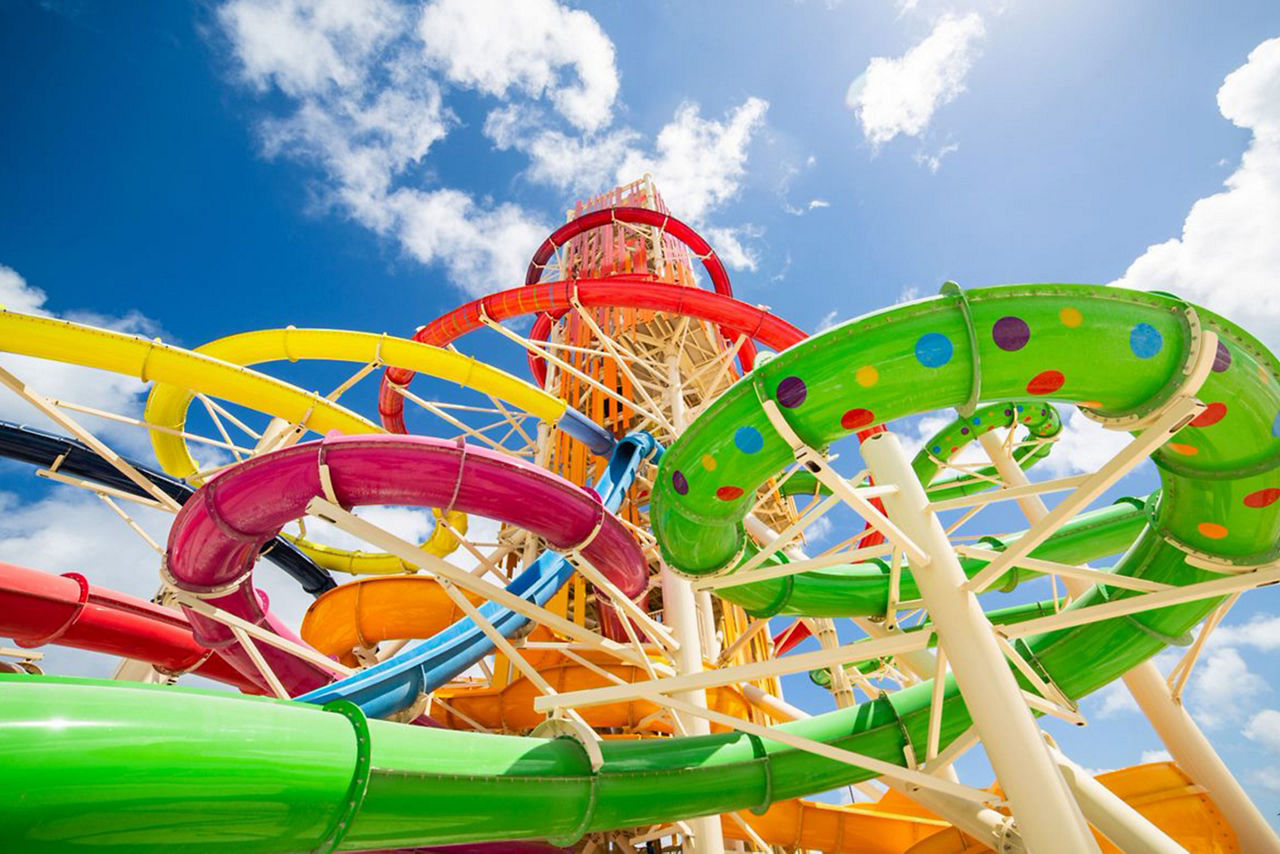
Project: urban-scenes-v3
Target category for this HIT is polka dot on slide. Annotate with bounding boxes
[841,408,875,430]
[776,376,807,408]
[992,316,1030,351]
[915,333,953,368]
[1190,402,1227,428]
[1212,340,1232,373]
[735,425,764,454]
[856,365,879,387]
[1060,307,1083,327]
[1167,443,1198,455]
[716,485,744,501]
[1244,488,1280,508]
[1027,370,1064,395]
[672,470,688,495]
[1197,522,1228,539]
[1129,323,1163,359]
[1272,409,1280,438]
[700,454,717,471]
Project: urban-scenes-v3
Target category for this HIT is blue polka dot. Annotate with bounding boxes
[1272,409,1280,438]
[972,417,982,425]
[735,425,764,454]
[1016,404,1024,411]
[915,333,953,368]
[932,445,942,454]
[1130,323,1163,359]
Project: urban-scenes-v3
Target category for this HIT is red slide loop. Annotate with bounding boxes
[379,280,807,433]
[525,206,732,295]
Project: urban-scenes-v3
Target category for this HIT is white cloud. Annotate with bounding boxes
[218,0,557,295]
[1040,407,1132,479]
[419,0,618,132]
[1207,613,1280,651]
[220,0,767,292]
[703,225,762,272]
[1091,678,1139,717]
[1252,767,1280,792]
[1110,36,1280,349]
[1186,647,1267,728]
[914,141,959,173]
[1140,749,1172,763]
[846,13,985,148]
[1244,709,1280,752]
[816,309,840,333]
[619,98,769,222]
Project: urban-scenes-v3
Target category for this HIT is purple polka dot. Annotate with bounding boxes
[992,316,1030,351]
[777,376,807,408]
[672,470,688,495]
[1213,341,1232,373]
[960,427,969,435]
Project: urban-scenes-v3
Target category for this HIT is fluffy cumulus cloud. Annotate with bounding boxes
[846,12,985,149]
[486,97,771,270]
[218,0,770,288]
[418,0,617,132]
[1111,36,1280,349]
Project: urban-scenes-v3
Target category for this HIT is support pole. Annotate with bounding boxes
[863,430,1099,854]
[662,352,726,854]
[1050,745,1187,854]
[977,428,1280,853]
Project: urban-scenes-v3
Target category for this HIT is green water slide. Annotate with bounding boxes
[3,284,1279,852]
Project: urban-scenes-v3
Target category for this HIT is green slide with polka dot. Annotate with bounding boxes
[653,282,1280,766]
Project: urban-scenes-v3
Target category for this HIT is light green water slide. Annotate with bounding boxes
[3,284,1279,852]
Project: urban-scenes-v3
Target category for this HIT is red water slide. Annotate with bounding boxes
[0,561,258,692]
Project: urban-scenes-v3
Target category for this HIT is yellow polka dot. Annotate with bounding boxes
[701,454,717,471]
[856,365,879,387]
[1060,307,1083,328]
[1167,443,1198,455]
[1198,522,1229,539]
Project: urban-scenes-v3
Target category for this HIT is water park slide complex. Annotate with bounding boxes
[1,176,1278,854]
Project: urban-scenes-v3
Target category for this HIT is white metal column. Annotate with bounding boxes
[663,352,726,854]
[862,430,1100,854]
[977,428,1280,853]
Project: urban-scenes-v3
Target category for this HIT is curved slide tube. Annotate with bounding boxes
[380,278,806,430]
[144,326,613,481]
[3,285,1276,852]
[163,433,652,713]
[0,560,259,691]
[0,419,335,594]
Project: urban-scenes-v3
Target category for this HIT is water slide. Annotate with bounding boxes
[3,284,1277,852]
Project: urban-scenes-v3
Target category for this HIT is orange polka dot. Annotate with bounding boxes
[1078,401,1103,409]
[1166,443,1198,455]
[700,454,717,471]
[1197,522,1229,539]
[1060,307,1083,327]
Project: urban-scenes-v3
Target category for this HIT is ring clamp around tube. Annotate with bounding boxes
[1093,583,1194,647]
[1011,637,1077,713]
[313,700,374,854]
[742,573,796,619]
[17,571,90,647]
[746,730,775,815]
[1079,300,1215,431]
[159,555,256,602]
[939,282,982,416]
[881,690,920,770]
[534,717,602,846]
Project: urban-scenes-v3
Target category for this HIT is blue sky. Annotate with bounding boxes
[3,0,1280,828]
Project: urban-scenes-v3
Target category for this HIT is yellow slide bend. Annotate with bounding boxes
[143,326,566,480]
[144,327,567,568]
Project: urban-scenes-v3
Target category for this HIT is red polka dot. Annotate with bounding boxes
[841,408,874,430]
[715,485,744,501]
[1027,370,1064,395]
[1244,488,1280,508]
[1190,402,1227,427]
